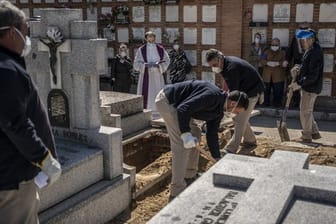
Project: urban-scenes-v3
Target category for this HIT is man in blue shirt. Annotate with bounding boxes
[155,80,248,198]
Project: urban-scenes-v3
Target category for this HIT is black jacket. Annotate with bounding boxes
[220,56,265,97]
[164,80,226,158]
[0,45,56,190]
[297,42,324,94]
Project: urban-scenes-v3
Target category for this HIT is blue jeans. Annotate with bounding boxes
[264,82,284,107]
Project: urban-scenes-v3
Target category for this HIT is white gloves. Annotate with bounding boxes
[258,93,264,105]
[288,82,301,92]
[266,61,280,67]
[282,60,288,68]
[180,132,197,149]
[41,152,62,186]
[290,64,301,79]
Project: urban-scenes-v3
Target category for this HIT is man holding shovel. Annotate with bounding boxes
[289,29,323,143]
[155,80,249,198]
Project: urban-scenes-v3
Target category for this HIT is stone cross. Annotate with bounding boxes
[213,150,336,224]
[38,39,71,89]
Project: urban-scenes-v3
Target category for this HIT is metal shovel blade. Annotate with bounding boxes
[277,120,290,142]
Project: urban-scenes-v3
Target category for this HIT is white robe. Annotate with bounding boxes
[134,44,170,111]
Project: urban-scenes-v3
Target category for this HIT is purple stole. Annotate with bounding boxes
[140,44,164,109]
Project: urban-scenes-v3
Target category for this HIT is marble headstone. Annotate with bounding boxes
[184,50,197,66]
[183,28,197,44]
[202,5,216,23]
[320,78,332,96]
[273,4,290,23]
[149,5,161,22]
[87,7,97,21]
[117,27,129,43]
[165,28,180,43]
[323,54,334,73]
[296,4,314,22]
[132,27,145,41]
[319,3,336,22]
[165,5,179,22]
[202,28,216,45]
[318,29,336,48]
[183,5,197,23]
[149,151,336,224]
[201,72,216,84]
[272,28,289,47]
[252,4,268,22]
[133,6,145,23]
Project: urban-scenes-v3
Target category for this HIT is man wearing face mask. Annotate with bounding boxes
[285,22,311,108]
[0,1,61,223]
[261,38,287,107]
[288,29,323,143]
[134,31,170,113]
[111,43,133,93]
[206,49,265,153]
[167,39,192,84]
[155,80,249,198]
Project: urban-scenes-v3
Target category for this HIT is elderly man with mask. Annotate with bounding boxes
[134,31,170,115]
[289,29,323,143]
[206,49,265,153]
[155,80,249,199]
[0,1,61,223]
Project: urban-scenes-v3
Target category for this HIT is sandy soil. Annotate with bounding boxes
[111,133,336,224]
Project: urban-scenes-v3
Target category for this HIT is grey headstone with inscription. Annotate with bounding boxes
[24,8,130,223]
[149,150,336,224]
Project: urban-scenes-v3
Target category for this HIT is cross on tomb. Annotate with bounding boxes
[38,38,71,90]
[213,150,336,224]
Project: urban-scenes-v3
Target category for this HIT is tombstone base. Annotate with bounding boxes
[39,175,131,224]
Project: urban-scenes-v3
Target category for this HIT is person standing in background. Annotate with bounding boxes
[248,32,266,75]
[285,22,311,108]
[261,38,287,108]
[289,29,323,143]
[0,1,61,223]
[167,39,192,84]
[111,43,133,93]
[134,31,170,113]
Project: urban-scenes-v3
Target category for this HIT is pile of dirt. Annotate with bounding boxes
[136,151,172,190]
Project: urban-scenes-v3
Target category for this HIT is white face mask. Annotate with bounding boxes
[271,46,279,52]
[212,66,222,74]
[255,38,260,44]
[120,51,127,57]
[0,26,31,57]
[173,44,179,51]
[225,93,242,118]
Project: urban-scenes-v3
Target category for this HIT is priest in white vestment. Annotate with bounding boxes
[134,31,170,113]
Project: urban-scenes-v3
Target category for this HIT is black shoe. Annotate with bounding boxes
[312,133,322,140]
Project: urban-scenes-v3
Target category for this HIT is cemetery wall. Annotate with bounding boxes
[13,0,336,97]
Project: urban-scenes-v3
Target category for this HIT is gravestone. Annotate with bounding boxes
[149,150,336,224]
[25,8,131,223]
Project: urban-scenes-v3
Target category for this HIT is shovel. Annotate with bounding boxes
[277,82,294,142]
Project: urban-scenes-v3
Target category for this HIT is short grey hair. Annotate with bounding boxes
[0,1,26,37]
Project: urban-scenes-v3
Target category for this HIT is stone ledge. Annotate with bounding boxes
[39,175,131,224]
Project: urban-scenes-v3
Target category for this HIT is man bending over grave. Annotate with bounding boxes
[155,80,249,199]
[0,1,61,223]
[206,49,265,154]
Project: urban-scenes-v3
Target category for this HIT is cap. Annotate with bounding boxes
[296,29,315,39]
